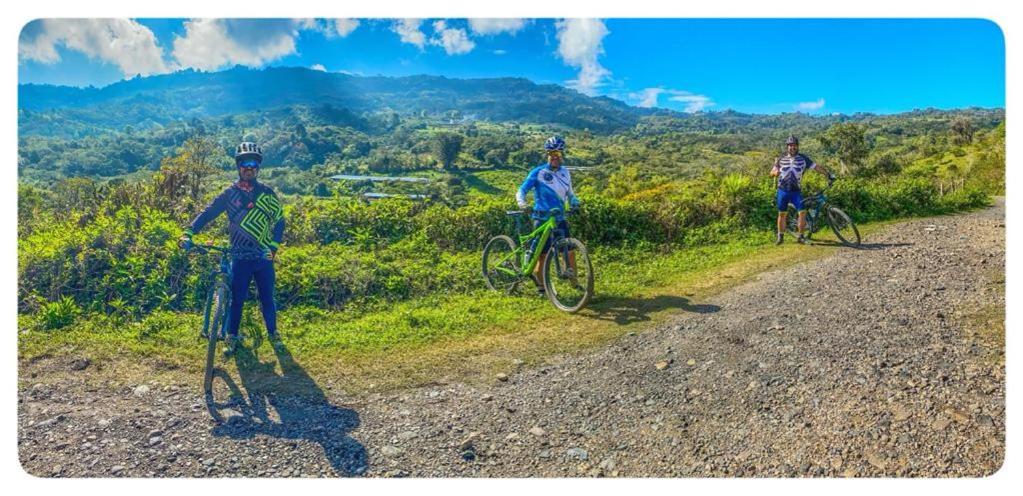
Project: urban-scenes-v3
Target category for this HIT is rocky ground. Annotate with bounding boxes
[18,201,1005,477]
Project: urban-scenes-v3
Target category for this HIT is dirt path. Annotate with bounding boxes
[19,202,1005,477]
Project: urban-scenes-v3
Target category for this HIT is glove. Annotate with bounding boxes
[523,205,533,216]
[178,233,193,249]
[569,204,580,215]
[828,173,837,182]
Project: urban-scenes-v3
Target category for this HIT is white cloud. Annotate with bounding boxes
[172,19,315,71]
[632,88,664,108]
[493,49,508,55]
[19,19,169,77]
[555,19,611,95]
[795,98,826,111]
[629,87,714,112]
[468,18,527,36]
[392,18,427,49]
[311,63,326,72]
[328,18,360,38]
[668,92,714,113]
[430,20,475,55]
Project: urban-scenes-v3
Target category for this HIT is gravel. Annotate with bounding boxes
[18,201,1005,477]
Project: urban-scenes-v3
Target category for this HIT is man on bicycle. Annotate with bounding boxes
[771,135,834,244]
[179,142,285,354]
[516,135,580,295]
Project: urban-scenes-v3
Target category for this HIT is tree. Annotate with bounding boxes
[155,135,228,215]
[819,123,869,174]
[951,117,975,145]
[432,132,464,169]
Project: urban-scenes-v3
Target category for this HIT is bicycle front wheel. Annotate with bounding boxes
[203,280,229,401]
[542,237,594,313]
[482,235,522,293]
[826,206,861,246]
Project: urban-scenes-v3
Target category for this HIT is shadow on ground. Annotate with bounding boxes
[207,341,367,476]
[581,294,721,325]
[810,239,914,250]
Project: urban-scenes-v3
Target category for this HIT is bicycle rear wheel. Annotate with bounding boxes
[203,280,229,402]
[785,206,801,236]
[827,206,861,246]
[482,235,522,293]
[542,237,594,313]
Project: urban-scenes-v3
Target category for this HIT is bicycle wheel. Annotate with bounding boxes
[542,237,594,313]
[826,206,861,246]
[482,235,522,293]
[203,279,229,401]
[784,205,800,236]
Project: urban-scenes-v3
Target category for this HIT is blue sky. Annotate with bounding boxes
[17,18,1005,114]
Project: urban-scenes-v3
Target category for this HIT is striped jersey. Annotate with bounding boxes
[773,153,817,192]
[188,180,285,260]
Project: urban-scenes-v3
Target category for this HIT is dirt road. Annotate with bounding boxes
[19,202,1005,477]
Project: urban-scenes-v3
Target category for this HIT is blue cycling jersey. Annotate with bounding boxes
[516,163,579,221]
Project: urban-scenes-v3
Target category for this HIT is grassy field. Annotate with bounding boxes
[18,220,895,394]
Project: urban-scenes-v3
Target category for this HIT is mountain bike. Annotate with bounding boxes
[785,180,861,246]
[183,241,244,404]
[482,208,594,313]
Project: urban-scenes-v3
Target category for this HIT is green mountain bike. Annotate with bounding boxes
[482,208,594,313]
[785,180,861,246]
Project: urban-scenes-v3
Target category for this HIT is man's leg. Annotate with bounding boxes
[792,192,807,243]
[775,190,787,244]
[227,259,256,351]
[252,258,278,339]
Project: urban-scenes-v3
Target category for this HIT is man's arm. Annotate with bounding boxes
[186,188,230,236]
[807,156,834,179]
[565,168,580,208]
[770,157,780,177]
[516,168,539,209]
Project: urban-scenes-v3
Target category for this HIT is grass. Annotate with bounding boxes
[18,220,896,394]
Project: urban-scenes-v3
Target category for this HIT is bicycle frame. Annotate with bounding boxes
[492,211,562,278]
[801,183,834,230]
[191,243,233,338]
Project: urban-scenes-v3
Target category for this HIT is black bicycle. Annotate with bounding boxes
[786,180,861,246]
[183,241,250,405]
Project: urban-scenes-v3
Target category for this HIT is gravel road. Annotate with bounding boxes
[19,201,1005,477]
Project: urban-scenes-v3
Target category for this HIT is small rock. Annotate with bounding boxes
[481,394,494,402]
[97,418,112,428]
[457,432,480,451]
[830,456,843,470]
[893,406,912,422]
[397,431,417,441]
[686,358,697,366]
[655,360,670,371]
[202,458,215,467]
[505,433,520,441]
[529,426,546,436]
[52,465,63,475]
[147,436,163,447]
[111,465,125,474]
[599,458,616,471]
[133,385,151,397]
[70,358,90,371]
[148,429,163,438]
[380,445,403,457]
[565,447,588,461]
[865,450,886,470]
[496,373,509,382]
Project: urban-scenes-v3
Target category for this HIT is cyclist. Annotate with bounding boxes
[179,142,285,354]
[516,135,580,295]
[771,135,834,244]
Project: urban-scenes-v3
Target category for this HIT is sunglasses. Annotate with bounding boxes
[238,160,260,169]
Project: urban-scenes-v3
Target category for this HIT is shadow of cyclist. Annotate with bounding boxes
[582,294,721,326]
[808,239,914,250]
[210,341,368,476]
